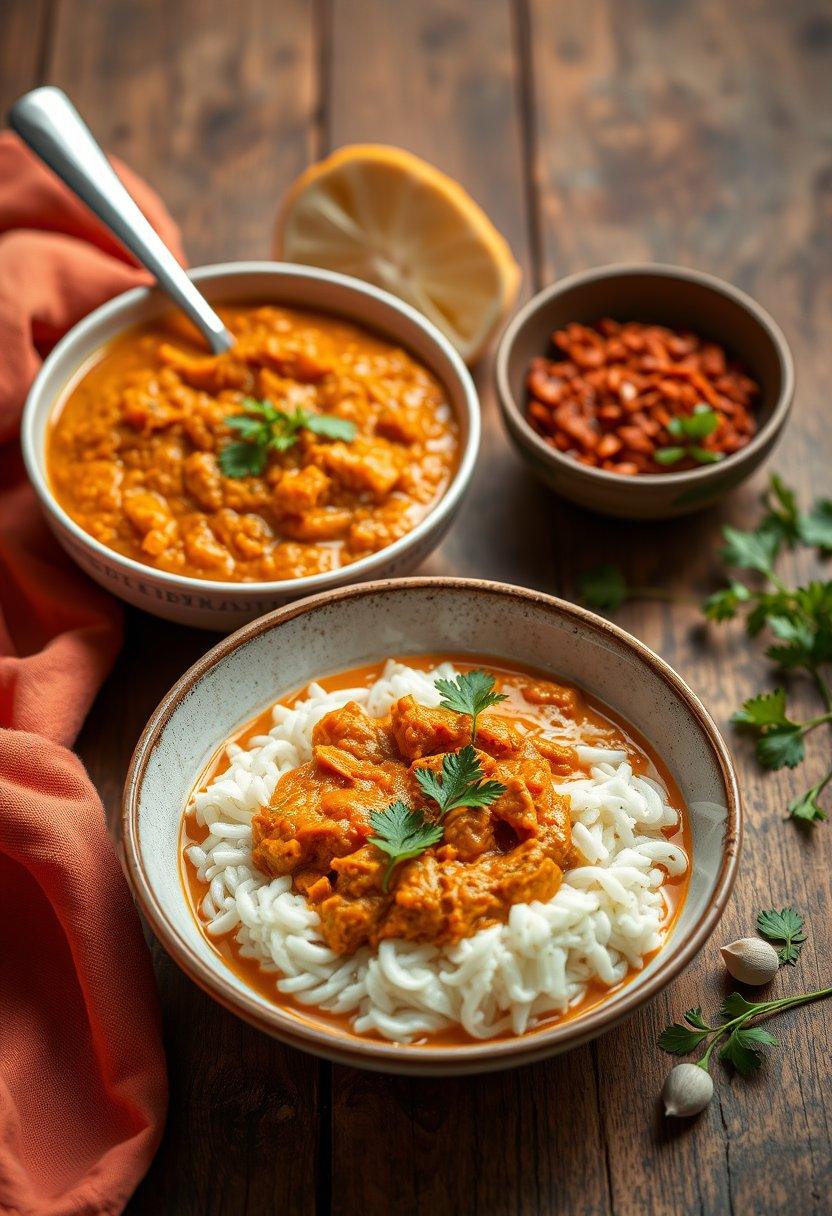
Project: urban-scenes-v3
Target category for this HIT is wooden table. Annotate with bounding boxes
[5,2,831,1212]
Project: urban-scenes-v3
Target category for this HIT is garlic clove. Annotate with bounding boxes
[720,937,780,986]
[663,1063,714,1117]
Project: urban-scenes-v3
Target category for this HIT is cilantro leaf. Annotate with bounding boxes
[755,725,805,770]
[684,1007,712,1030]
[302,412,357,442]
[657,1023,711,1055]
[415,745,507,814]
[788,784,829,824]
[689,446,724,464]
[756,907,808,963]
[683,404,721,439]
[654,446,686,466]
[434,670,507,741]
[703,581,752,622]
[578,564,629,611]
[761,473,802,546]
[367,801,444,890]
[720,1027,769,1076]
[721,525,780,575]
[218,440,268,478]
[720,992,759,1019]
[731,689,792,731]
[799,499,832,554]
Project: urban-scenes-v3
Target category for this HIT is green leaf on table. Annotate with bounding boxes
[755,725,805,771]
[721,525,780,575]
[731,689,792,730]
[703,581,752,622]
[658,1022,710,1056]
[578,564,629,611]
[757,907,808,963]
[799,499,832,554]
[788,785,829,825]
[720,992,759,1020]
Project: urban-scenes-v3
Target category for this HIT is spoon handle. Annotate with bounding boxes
[9,86,233,354]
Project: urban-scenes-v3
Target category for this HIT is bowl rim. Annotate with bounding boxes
[495,261,795,488]
[122,575,742,1072]
[21,260,480,597]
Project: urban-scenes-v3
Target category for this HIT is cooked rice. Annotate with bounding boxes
[186,661,688,1042]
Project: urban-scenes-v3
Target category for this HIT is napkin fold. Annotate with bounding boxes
[0,133,182,1216]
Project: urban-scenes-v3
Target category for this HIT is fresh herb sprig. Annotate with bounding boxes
[655,404,724,467]
[219,397,357,478]
[413,745,507,814]
[578,474,832,825]
[756,906,807,964]
[367,676,508,889]
[659,985,831,1078]
[435,670,508,741]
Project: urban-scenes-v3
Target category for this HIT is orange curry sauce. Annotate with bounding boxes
[180,657,691,1048]
[47,305,458,582]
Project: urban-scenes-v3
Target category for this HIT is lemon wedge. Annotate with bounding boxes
[274,145,521,364]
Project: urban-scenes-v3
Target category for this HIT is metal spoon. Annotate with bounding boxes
[9,86,234,354]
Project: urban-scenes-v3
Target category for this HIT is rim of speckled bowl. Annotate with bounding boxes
[21,261,480,599]
[122,577,742,1075]
[495,262,795,490]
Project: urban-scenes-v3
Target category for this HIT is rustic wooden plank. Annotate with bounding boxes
[527,2,832,1213]
[325,4,611,1214]
[0,0,50,116]
[43,3,324,1213]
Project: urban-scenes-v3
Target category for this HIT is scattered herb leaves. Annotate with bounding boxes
[655,404,724,466]
[756,907,807,965]
[414,745,507,814]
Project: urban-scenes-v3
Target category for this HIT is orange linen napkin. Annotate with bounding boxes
[0,132,184,1216]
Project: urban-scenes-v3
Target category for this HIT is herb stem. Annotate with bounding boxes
[697,985,832,1069]
[812,669,832,713]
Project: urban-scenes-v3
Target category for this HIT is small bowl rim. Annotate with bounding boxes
[495,261,795,489]
[122,576,742,1073]
[21,260,481,597]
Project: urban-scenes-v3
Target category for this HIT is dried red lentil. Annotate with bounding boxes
[525,319,760,475]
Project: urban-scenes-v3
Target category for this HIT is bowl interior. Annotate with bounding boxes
[126,580,738,1071]
[504,268,786,442]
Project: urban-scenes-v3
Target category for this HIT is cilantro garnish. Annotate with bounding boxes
[434,670,507,741]
[367,802,444,891]
[756,907,808,964]
[218,397,357,478]
[413,745,507,814]
[654,404,724,467]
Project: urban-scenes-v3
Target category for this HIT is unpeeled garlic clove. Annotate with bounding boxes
[662,1063,714,1117]
[720,937,779,986]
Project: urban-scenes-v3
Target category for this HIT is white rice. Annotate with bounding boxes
[187,661,688,1042]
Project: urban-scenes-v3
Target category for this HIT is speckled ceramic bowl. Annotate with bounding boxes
[22,262,480,630]
[123,578,741,1075]
[496,264,794,519]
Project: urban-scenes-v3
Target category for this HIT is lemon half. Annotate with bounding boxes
[274,145,521,364]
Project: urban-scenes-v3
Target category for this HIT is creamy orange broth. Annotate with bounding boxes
[181,657,690,1047]
[47,305,458,582]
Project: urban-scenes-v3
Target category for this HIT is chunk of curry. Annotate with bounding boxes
[251,687,576,955]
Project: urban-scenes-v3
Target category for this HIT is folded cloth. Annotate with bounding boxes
[0,133,182,1216]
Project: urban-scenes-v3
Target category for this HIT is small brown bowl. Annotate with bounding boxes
[495,263,795,519]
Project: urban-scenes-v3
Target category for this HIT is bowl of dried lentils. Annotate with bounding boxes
[495,264,794,518]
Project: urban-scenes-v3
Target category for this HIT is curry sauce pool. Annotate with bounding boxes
[47,305,459,582]
[181,657,690,1044]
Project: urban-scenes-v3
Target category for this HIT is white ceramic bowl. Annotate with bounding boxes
[123,578,741,1075]
[22,263,480,630]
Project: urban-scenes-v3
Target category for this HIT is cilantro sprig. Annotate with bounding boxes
[756,907,807,964]
[219,397,357,478]
[434,670,507,741]
[414,745,507,814]
[655,403,724,467]
[578,474,832,826]
[367,675,508,889]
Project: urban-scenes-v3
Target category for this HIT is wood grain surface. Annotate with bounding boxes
[6,1,831,1212]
